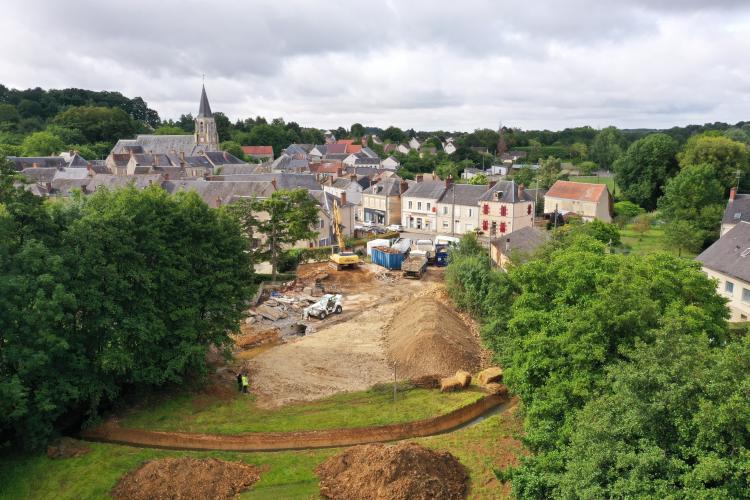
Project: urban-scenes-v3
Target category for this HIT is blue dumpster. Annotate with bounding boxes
[371,246,406,270]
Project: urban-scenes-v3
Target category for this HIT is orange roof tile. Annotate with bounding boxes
[546,180,608,203]
[241,146,273,155]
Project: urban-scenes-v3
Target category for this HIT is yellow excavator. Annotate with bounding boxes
[329,199,360,270]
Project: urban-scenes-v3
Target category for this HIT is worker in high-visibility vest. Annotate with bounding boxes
[241,374,249,393]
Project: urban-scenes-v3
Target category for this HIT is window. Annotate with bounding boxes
[527,204,532,215]
[725,281,735,294]
[426,203,431,211]
[483,204,489,215]
[743,288,750,303]
[418,202,422,210]
[482,220,488,230]
[425,219,430,229]
[443,221,449,228]
[500,205,507,217]
[408,201,412,209]
[442,206,448,215]
[416,218,422,229]
[500,222,506,233]
[467,208,472,217]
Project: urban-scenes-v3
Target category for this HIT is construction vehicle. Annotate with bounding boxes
[402,255,428,279]
[303,294,343,320]
[329,200,361,270]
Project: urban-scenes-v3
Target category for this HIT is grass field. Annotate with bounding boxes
[620,223,697,258]
[568,175,618,193]
[120,383,485,434]
[0,398,522,500]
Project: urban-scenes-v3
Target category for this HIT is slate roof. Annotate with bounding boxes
[203,151,247,166]
[132,153,173,166]
[546,180,607,203]
[112,135,209,156]
[237,173,321,191]
[324,153,349,161]
[8,156,66,170]
[325,143,347,154]
[479,180,532,203]
[364,177,404,196]
[722,194,750,225]
[492,226,550,257]
[197,84,212,118]
[20,167,58,183]
[214,164,259,175]
[284,144,311,157]
[52,167,89,180]
[439,184,489,206]
[697,221,750,283]
[360,147,379,158]
[87,174,163,191]
[402,180,447,200]
[354,157,380,166]
[163,180,277,208]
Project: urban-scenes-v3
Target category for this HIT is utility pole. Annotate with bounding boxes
[451,181,456,236]
[554,203,559,230]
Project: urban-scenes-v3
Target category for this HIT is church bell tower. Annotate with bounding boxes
[195,84,219,150]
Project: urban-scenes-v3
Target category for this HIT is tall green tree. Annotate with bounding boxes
[614,133,679,210]
[52,106,137,144]
[538,155,562,189]
[590,126,624,170]
[678,134,749,189]
[20,131,65,156]
[248,189,320,281]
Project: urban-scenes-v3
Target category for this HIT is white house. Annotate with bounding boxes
[381,156,401,170]
[397,144,411,155]
[435,181,487,235]
[408,137,421,150]
[543,180,612,222]
[444,142,457,155]
[697,221,750,322]
[401,175,446,233]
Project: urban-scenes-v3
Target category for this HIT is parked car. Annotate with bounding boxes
[387,224,405,232]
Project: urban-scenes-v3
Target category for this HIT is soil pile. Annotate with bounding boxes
[386,295,481,379]
[112,457,261,500]
[316,442,468,500]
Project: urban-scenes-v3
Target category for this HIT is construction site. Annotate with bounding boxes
[14,260,523,499]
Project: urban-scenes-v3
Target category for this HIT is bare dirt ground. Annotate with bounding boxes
[245,263,452,408]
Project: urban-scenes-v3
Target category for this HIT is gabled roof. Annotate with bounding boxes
[364,177,403,196]
[439,184,489,206]
[360,147,379,158]
[163,180,277,207]
[8,156,66,170]
[492,226,550,257]
[132,153,173,167]
[546,180,607,203]
[324,153,349,161]
[383,144,398,153]
[309,162,341,174]
[722,194,750,225]
[346,144,362,154]
[354,157,380,165]
[325,143,347,154]
[203,151,247,167]
[337,139,354,146]
[241,145,273,156]
[479,180,532,203]
[88,174,163,191]
[20,167,58,183]
[402,180,446,200]
[697,221,750,283]
[238,173,320,191]
[198,84,212,118]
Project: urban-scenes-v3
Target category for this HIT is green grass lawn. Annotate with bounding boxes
[568,175,618,193]
[0,401,522,500]
[120,384,485,434]
[620,224,697,258]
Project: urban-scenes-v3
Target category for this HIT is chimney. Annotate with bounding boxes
[87,163,94,177]
[32,162,40,168]
[730,186,737,202]
[180,151,185,162]
[152,155,157,167]
[445,174,453,188]
[519,183,525,198]
[164,173,170,181]
[336,166,343,177]
[416,174,424,183]
[350,173,357,181]
[68,149,75,157]
[341,192,347,205]
[271,178,277,190]
[400,180,409,194]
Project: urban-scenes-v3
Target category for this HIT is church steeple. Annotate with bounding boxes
[195,82,218,150]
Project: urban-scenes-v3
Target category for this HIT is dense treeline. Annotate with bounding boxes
[446,231,750,498]
[0,162,254,450]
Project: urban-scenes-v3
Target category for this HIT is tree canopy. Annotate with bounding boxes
[614,133,679,210]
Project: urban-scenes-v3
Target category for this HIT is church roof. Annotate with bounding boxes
[198,84,212,118]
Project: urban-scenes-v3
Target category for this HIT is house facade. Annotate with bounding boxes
[401,177,446,232]
[543,180,612,222]
[361,177,406,226]
[381,156,400,170]
[435,182,487,235]
[697,221,750,321]
[478,181,535,237]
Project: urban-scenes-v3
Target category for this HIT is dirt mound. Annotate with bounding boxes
[46,437,90,459]
[386,295,481,379]
[316,442,467,500]
[112,457,261,500]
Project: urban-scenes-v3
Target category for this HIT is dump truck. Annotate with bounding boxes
[303,294,343,320]
[401,255,428,279]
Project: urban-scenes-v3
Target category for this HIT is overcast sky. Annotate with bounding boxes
[2,0,749,131]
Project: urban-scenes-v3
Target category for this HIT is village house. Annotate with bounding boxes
[543,180,612,222]
[401,175,445,233]
[444,139,457,155]
[435,180,487,235]
[408,137,421,150]
[381,156,400,170]
[478,180,535,237]
[361,177,409,226]
[721,187,750,236]
[323,174,372,220]
[241,145,274,162]
[697,221,750,321]
[396,144,410,155]
[383,144,398,155]
[490,226,550,269]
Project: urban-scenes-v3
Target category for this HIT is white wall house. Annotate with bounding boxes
[543,180,612,222]
[401,179,446,233]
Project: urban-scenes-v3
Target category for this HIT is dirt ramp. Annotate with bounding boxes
[112,457,261,500]
[387,296,481,379]
[316,442,468,500]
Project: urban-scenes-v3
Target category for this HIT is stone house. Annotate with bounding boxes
[435,181,487,235]
[478,180,535,237]
[361,177,408,226]
[543,180,612,222]
[401,175,446,233]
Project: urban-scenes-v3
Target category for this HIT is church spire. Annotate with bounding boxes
[197,84,213,118]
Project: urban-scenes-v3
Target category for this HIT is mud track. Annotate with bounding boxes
[81,394,509,452]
